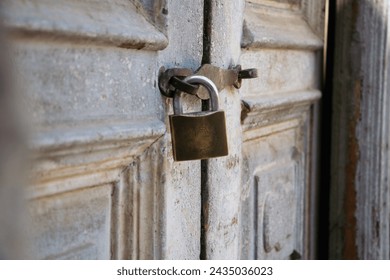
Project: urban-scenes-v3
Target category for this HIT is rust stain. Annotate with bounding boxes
[343,79,361,260]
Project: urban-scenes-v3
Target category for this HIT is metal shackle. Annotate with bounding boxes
[173,75,219,115]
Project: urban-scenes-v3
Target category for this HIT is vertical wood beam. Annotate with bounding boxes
[330,0,390,259]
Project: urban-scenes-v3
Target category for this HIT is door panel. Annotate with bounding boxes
[28,184,112,259]
[2,0,203,259]
[240,0,324,259]
[206,0,324,259]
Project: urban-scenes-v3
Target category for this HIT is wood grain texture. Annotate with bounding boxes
[3,0,204,259]
[156,0,204,259]
[203,0,245,259]
[203,0,323,259]
[239,1,323,260]
[330,0,390,260]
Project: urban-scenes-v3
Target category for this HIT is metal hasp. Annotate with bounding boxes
[158,67,197,98]
[169,76,228,161]
[158,64,258,99]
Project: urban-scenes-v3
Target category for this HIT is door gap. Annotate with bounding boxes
[317,0,334,260]
[200,0,212,260]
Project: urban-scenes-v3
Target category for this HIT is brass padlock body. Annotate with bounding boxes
[169,110,228,161]
[169,75,228,161]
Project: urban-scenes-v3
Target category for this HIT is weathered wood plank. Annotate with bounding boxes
[3,0,204,260]
[205,0,323,259]
[242,1,323,50]
[201,0,245,259]
[156,0,204,259]
[330,0,390,260]
[1,0,167,50]
[27,184,112,259]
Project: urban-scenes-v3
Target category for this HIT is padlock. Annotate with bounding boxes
[169,75,228,161]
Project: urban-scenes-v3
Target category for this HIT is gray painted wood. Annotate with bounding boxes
[1,0,325,259]
[0,21,27,259]
[242,1,322,50]
[2,0,204,259]
[157,0,204,259]
[206,0,324,259]
[2,0,167,50]
[202,0,245,259]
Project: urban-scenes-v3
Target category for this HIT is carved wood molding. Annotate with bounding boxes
[132,0,168,35]
[1,0,167,50]
[27,138,165,259]
[29,120,165,184]
[239,87,318,259]
[241,89,320,132]
[242,0,324,50]
[240,110,310,259]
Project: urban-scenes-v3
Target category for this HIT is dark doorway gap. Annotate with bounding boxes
[200,0,212,260]
[317,0,335,260]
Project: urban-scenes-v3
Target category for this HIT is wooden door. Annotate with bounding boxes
[1,0,325,259]
[1,0,204,259]
[201,0,325,259]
